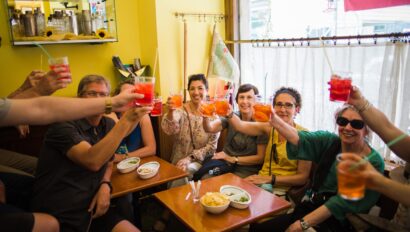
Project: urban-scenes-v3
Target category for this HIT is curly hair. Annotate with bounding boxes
[273,87,302,108]
[188,74,208,90]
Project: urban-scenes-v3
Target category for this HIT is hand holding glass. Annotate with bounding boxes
[328,72,352,102]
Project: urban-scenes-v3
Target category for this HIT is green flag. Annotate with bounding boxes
[207,31,240,82]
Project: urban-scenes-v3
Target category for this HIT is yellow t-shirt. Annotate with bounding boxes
[258,124,307,177]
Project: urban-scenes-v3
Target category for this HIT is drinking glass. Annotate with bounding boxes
[48,56,71,80]
[200,99,215,117]
[253,96,272,122]
[170,91,183,109]
[151,96,162,117]
[336,154,365,201]
[215,95,229,116]
[328,72,352,102]
[134,76,155,106]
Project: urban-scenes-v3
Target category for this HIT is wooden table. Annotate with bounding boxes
[111,155,188,198]
[154,173,291,232]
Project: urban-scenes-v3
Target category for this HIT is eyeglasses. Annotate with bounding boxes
[274,102,294,109]
[82,91,109,97]
[336,116,365,130]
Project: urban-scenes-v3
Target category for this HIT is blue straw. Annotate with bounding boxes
[34,42,53,60]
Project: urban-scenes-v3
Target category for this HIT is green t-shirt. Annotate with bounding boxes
[287,130,385,223]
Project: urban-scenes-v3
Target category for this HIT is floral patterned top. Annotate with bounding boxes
[161,106,220,165]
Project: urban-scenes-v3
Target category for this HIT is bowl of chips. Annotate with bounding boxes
[200,192,230,214]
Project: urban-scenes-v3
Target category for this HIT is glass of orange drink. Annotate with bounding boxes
[215,95,229,117]
[200,98,215,117]
[253,96,272,122]
[336,154,365,201]
[170,91,183,109]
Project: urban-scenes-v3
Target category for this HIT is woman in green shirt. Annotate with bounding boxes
[250,104,384,232]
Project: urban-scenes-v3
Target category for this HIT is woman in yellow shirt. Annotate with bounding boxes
[228,87,311,196]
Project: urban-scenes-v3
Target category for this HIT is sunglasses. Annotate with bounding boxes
[336,116,365,130]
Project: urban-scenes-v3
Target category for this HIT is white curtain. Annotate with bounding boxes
[240,42,410,163]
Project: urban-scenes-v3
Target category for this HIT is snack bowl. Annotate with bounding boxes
[220,185,252,209]
[117,157,140,174]
[200,192,230,214]
[137,161,160,179]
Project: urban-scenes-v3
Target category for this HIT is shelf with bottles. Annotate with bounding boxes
[5,0,118,45]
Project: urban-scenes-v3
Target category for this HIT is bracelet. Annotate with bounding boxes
[105,97,112,114]
[226,111,234,119]
[100,181,113,193]
[271,174,276,186]
[356,99,372,113]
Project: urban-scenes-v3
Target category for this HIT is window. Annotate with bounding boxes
[238,0,410,162]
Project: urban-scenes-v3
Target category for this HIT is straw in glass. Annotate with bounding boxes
[349,133,408,171]
[34,42,52,60]
[153,48,158,77]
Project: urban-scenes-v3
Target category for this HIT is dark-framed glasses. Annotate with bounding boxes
[274,102,294,109]
[82,91,109,97]
[336,116,365,130]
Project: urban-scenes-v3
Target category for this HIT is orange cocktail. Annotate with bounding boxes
[134,77,155,106]
[170,93,183,109]
[200,101,215,117]
[253,103,271,122]
[337,155,365,201]
[215,97,229,116]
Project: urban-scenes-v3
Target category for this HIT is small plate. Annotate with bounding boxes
[117,157,140,174]
[220,185,252,209]
[137,161,160,179]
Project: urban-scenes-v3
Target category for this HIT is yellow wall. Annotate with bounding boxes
[0,0,225,98]
[155,0,225,97]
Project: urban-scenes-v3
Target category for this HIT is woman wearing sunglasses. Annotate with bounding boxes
[227,87,311,197]
[250,104,384,232]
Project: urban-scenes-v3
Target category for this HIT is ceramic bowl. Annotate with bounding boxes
[117,157,140,174]
[137,161,160,179]
[220,185,252,209]
[200,192,230,214]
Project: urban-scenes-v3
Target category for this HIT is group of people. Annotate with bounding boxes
[1,69,409,232]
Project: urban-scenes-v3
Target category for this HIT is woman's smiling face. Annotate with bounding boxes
[237,89,256,115]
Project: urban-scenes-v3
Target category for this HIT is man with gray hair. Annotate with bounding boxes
[31,74,151,232]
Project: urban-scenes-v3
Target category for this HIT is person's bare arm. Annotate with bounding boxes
[88,162,112,218]
[348,86,410,161]
[268,109,300,145]
[286,205,332,231]
[127,114,156,158]
[227,114,270,136]
[1,90,142,127]
[8,69,71,98]
[66,107,152,171]
[203,116,223,133]
[276,160,311,186]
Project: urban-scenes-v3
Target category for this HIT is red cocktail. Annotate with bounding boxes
[328,74,352,102]
[48,56,71,80]
[151,97,162,116]
[134,77,155,106]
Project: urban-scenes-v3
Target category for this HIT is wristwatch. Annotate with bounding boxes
[300,218,311,231]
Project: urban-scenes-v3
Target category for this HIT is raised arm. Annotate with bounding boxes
[1,90,142,127]
[202,116,223,133]
[67,106,152,171]
[268,109,300,145]
[348,86,410,161]
[227,113,270,136]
